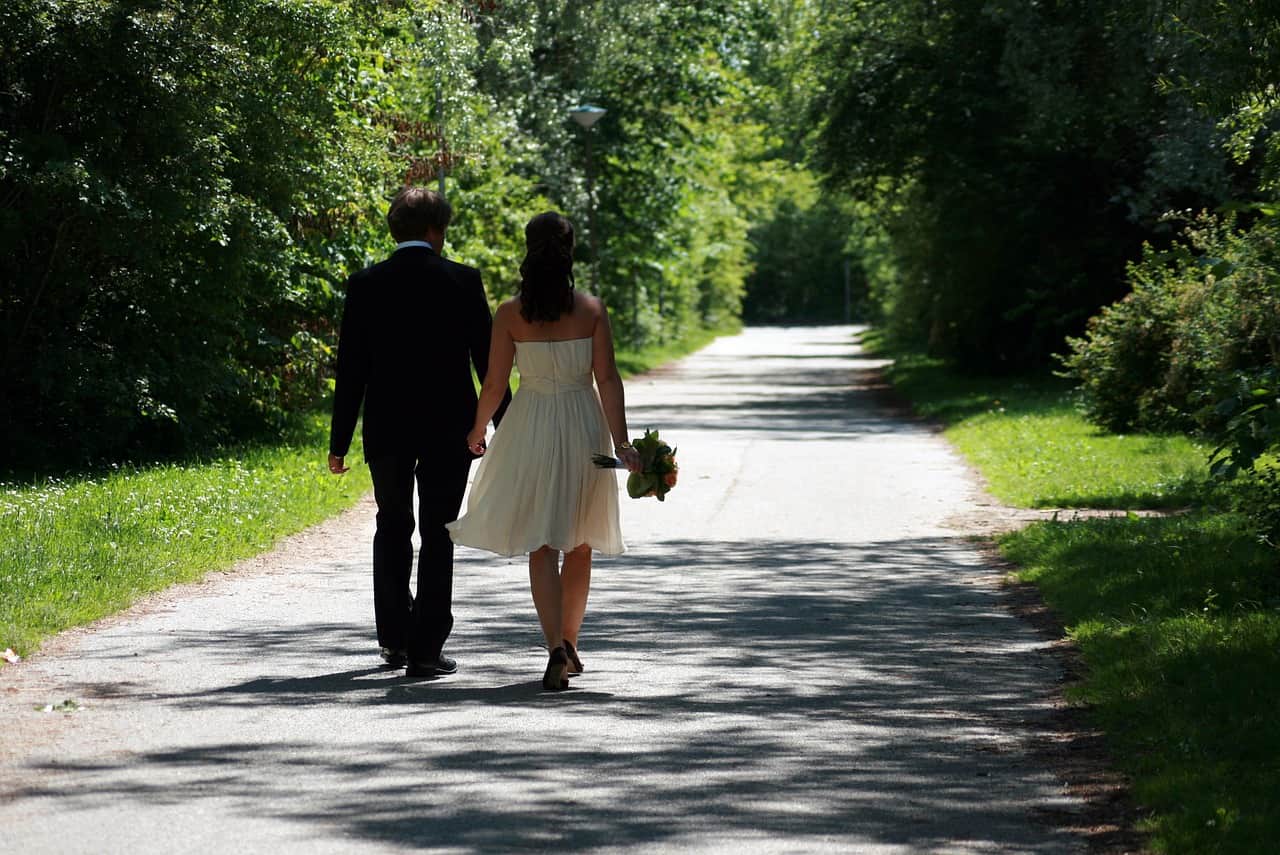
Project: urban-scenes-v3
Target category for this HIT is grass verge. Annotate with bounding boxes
[1001,514,1280,853]
[860,330,1206,508]
[1,414,371,659]
[867,329,1280,854]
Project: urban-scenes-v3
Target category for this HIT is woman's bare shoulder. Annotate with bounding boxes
[491,297,524,334]
[495,297,522,319]
[574,291,605,317]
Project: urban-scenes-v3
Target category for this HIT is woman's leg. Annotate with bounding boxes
[528,546,563,650]
[560,544,592,646]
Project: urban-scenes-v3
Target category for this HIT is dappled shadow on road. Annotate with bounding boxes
[619,327,913,441]
[628,360,914,440]
[12,536,1078,853]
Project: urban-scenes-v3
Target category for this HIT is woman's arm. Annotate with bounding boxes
[467,302,516,454]
[591,302,642,472]
[468,270,512,426]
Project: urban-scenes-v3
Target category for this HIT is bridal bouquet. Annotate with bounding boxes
[593,429,679,501]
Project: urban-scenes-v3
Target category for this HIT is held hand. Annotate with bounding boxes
[618,447,642,473]
[467,427,488,456]
[328,453,349,475]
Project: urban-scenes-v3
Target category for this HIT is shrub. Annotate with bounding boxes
[1058,243,1187,432]
[1232,463,1280,549]
[1062,213,1280,436]
[1064,212,1280,545]
[1210,367,1280,549]
[1208,367,1280,479]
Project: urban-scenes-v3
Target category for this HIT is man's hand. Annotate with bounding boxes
[328,453,349,475]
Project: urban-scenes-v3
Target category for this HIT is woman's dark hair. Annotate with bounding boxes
[518,212,576,323]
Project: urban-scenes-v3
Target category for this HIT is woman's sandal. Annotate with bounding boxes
[543,646,570,691]
[564,640,584,676]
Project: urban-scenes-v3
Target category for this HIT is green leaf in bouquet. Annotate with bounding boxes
[627,472,655,499]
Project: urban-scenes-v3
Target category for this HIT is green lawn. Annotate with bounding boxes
[865,330,1280,855]
[864,332,1206,508]
[0,415,372,658]
[1002,515,1280,854]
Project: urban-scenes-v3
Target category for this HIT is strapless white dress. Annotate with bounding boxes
[446,337,624,557]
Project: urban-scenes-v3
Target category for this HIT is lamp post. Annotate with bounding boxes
[435,71,446,197]
[569,104,606,295]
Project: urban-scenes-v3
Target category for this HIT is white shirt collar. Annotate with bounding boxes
[395,240,434,251]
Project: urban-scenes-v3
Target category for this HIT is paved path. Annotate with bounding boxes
[1,327,1082,853]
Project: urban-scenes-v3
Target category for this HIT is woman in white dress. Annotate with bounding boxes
[447,212,642,691]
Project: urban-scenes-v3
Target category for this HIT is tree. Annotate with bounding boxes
[805,1,1248,368]
[0,0,780,469]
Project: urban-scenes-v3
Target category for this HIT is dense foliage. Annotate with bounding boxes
[1,0,404,466]
[743,170,860,324]
[1049,2,1280,538]
[465,1,779,342]
[794,0,1280,539]
[1061,215,1280,542]
[1,0,779,470]
[6,0,1279,500]
[805,1,1271,370]
[1062,216,1280,436]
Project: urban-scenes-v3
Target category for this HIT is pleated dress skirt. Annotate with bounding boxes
[446,337,624,557]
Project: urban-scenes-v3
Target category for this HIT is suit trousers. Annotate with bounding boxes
[367,451,473,661]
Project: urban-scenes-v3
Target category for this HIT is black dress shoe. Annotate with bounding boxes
[405,654,458,677]
[380,647,408,667]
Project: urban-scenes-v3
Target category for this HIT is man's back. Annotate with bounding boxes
[330,246,494,460]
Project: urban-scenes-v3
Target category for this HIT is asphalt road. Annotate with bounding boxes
[1,326,1083,853]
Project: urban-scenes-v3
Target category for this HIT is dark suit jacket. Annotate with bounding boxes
[328,246,509,461]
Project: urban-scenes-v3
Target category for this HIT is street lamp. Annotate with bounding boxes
[569,104,606,295]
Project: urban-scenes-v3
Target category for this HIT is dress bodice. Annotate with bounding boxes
[514,337,594,394]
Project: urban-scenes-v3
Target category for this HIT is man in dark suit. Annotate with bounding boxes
[328,187,509,677]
